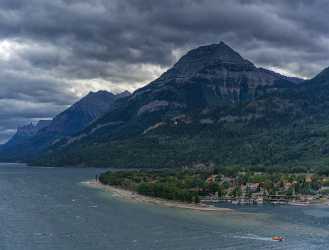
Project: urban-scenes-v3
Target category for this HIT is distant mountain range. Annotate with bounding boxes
[3,41,329,170]
[0,90,130,161]
[4,120,52,148]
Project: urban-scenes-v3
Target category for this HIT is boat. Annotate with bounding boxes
[272,236,284,242]
[288,201,310,206]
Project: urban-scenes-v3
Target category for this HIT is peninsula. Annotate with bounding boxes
[94,167,329,208]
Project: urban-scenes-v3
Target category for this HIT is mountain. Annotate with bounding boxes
[3,120,51,148]
[145,42,299,106]
[0,90,130,162]
[48,42,300,143]
[95,42,301,127]
[42,90,128,136]
[258,67,304,84]
[306,67,329,85]
[36,42,329,169]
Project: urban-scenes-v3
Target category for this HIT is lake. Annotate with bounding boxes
[0,163,328,250]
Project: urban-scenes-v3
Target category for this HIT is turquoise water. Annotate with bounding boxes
[0,163,328,249]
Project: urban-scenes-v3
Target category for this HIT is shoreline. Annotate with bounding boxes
[82,180,233,212]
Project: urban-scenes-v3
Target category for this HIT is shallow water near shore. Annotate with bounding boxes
[1,163,329,249]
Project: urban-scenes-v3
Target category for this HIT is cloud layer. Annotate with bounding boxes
[0,0,328,143]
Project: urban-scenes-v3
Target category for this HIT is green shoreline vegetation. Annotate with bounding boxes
[99,170,200,203]
[99,166,329,205]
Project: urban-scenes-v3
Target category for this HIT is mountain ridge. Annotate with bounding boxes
[0,90,130,162]
[33,42,329,169]
[4,120,51,148]
[3,42,328,169]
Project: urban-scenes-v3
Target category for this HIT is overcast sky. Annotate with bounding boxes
[0,0,329,143]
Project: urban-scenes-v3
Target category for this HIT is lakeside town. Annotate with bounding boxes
[98,167,329,206]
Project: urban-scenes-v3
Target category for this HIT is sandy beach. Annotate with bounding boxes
[82,180,233,212]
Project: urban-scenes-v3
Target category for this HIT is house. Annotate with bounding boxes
[284,182,293,190]
[305,175,313,183]
[221,176,234,184]
[246,183,260,192]
[206,175,218,183]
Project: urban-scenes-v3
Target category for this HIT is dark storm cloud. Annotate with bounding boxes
[0,0,329,143]
[1,0,328,76]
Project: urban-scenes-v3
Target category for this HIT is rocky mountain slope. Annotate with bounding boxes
[43,90,130,136]
[73,42,300,139]
[3,120,51,148]
[33,42,329,170]
[0,90,130,161]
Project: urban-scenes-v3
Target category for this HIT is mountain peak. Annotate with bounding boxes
[114,91,130,100]
[159,42,255,82]
[308,66,329,85]
[86,90,130,99]
[180,42,251,64]
[43,90,122,136]
[318,67,329,78]
[86,90,114,98]
[4,119,51,148]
